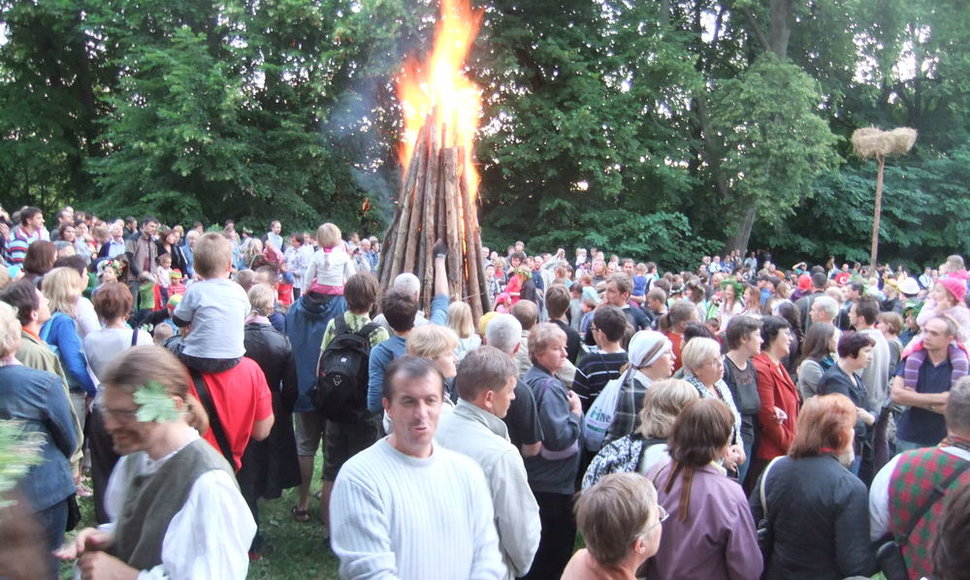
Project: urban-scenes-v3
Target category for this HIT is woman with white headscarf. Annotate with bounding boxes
[603,330,675,446]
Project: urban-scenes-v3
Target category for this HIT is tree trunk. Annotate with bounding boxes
[870,155,885,267]
[726,204,757,258]
[768,0,792,59]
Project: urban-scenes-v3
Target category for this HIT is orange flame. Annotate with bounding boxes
[397,0,483,200]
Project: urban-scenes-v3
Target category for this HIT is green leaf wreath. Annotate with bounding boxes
[133,381,179,424]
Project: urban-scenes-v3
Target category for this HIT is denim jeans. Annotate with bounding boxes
[35,498,68,580]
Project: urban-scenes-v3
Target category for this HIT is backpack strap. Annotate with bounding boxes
[188,368,236,470]
[39,311,67,343]
[334,313,349,336]
[634,437,667,475]
[355,322,380,341]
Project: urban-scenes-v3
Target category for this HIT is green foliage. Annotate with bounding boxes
[0,420,43,507]
[709,55,841,230]
[134,381,181,424]
[756,144,970,268]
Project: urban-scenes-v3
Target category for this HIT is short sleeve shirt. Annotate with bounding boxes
[893,357,952,445]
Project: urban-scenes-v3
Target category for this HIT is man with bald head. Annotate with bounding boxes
[372,271,447,334]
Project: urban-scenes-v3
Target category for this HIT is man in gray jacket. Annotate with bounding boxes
[437,347,541,579]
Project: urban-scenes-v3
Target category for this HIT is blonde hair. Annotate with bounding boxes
[528,322,567,364]
[638,378,700,439]
[41,267,82,317]
[680,337,721,372]
[0,301,22,357]
[317,223,342,249]
[193,232,233,279]
[575,473,659,567]
[248,284,276,317]
[406,324,459,358]
[447,301,476,339]
[245,238,263,260]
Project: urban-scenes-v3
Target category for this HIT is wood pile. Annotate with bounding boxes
[378,119,490,321]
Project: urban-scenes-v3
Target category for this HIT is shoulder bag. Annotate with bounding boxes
[189,368,236,470]
[756,455,784,561]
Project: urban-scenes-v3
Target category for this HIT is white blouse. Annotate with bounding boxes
[94,434,256,580]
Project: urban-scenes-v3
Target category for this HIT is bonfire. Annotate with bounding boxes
[378,0,490,321]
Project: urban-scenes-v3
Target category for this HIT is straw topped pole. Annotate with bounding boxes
[851,127,917,267]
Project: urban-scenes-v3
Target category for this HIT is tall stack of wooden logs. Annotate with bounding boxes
[378,119,490,322]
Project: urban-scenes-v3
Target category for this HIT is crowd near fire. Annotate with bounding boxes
[0,1,968,580]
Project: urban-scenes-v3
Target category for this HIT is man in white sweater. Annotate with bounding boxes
[330,356,505,580]
[437,346,542,579]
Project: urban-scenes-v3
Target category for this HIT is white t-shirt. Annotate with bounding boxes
[303,247,355,290]
[84,327,154,380]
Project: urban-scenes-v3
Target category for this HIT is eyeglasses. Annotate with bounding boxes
[643,505,670,534]
[97,403,140,424]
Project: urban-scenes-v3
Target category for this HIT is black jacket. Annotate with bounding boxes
[238,322,301,500]
[750,454,876,580]
[243,322,298,412]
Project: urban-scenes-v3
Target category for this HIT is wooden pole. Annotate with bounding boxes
[442,148,462,301]
[870,154,884,268]
[391,124,428,280]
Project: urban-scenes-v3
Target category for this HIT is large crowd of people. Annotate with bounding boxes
[0,202,968,580]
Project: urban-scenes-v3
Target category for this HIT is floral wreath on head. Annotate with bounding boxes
[720,277,744,298]
[97,258,127,278]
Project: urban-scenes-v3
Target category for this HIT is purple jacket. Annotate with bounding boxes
[645,460,763,580]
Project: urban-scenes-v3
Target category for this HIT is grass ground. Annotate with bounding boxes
[60,450,339,579]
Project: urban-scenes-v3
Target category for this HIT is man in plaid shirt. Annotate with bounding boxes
[869,376,970,579]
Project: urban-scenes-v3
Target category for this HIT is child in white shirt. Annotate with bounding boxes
[303,223,355,296]
[154,253,173,291]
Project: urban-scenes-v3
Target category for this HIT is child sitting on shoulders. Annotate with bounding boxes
[303,223,355,297]
[172,232,250,373]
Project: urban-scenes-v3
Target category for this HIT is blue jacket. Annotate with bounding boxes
[0,365,77,511]
[365,294,449,412]
[40,312,97,397]
[285,293,346,412]
[367,335,407,412]
[522,365,582,494]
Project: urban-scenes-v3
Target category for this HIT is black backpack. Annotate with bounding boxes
[314,316,379,423]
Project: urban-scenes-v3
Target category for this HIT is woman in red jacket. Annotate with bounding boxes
[749,315,800,489]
